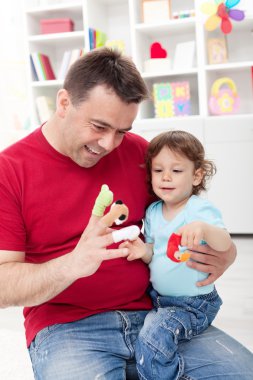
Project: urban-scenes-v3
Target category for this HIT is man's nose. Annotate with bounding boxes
[98,133,116,151]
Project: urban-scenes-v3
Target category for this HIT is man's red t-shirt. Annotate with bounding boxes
[0,128,153,347]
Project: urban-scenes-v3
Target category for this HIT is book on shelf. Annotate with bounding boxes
[58,50,72,80]
[29,55,38,81]
[68,49,83,68]
[58,49,84,80]
[31,53,45,81]
[89,28,107,50]
[30,53,56,81]
[36,96,55,124]
[39,53,56,80]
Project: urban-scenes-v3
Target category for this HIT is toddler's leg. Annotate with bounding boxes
[135,307,194,380]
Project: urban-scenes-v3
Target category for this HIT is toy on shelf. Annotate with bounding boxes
[172,9,195,19]
[105,40,125,53]
[150,42,167,58]
[173,41,195,70]
[144,42,171,73]
[200,0,245,34]
[40,18,74,34]
[153,81,191,118]
[166,233,191,263]
[209,77,240,115]
[87,184,140,243]
[207,37,228,64]
[141,0,171,24]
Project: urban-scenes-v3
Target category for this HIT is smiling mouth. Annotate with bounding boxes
[84,145,101,155]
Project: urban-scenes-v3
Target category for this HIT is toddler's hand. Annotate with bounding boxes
[119,237,146,261]
[177,221,206,249]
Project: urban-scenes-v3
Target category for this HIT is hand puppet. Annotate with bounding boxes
[90,184,140,243]
[166,233,191,263]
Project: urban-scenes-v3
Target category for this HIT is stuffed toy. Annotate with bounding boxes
[88,184,140,243]
[166,233,191,263]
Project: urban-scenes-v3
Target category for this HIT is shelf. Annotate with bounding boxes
[205,61,253,72]
[28,31,85,44]
[205,113,253,122]
[25,0,253,124]
[134,115,201,124]
[135,17,196,37]
[142,68,198,79]
[97,0,127,4]
[26,2,82,15]
[31,80,63,87]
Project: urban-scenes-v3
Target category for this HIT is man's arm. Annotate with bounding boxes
[0,250,77,308]
[187,241,237,287]
[0,221,129,308]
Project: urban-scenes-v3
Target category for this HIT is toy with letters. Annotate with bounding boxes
[153,81,191,118]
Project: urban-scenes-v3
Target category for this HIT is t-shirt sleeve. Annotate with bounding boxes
[144,203,156,243]
[185,197,225,229]
[0,159,26,251]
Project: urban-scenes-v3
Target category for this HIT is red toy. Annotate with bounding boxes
[166,233,191,263]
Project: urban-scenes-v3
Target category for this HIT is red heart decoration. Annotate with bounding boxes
[150,42,167,59]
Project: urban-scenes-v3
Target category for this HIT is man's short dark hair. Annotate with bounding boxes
[63,47,149,106]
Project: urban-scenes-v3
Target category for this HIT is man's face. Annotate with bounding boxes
[57,85,139,168]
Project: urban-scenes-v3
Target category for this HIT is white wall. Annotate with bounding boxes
[0,2,30,150]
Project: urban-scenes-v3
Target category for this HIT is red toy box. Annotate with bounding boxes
[40,18,74,34]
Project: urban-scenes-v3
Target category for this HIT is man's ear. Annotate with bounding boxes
[193,168,203,186]
[56,89,70,118]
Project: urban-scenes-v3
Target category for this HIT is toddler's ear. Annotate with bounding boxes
[193,168,203,186]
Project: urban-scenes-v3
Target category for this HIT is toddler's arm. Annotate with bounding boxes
[178,221,232,252]
[120,239,153,263]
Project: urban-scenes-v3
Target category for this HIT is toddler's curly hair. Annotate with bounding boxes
[146,130,216,196]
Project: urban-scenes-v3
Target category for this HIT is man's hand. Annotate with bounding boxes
[186,241,237,287]
[0,215,130,308]
[72,220,129,279]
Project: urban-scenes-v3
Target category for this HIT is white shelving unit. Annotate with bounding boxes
[25,1,85,123]
[24,0,253,233]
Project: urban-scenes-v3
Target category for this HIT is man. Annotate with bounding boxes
[0,48,252,379]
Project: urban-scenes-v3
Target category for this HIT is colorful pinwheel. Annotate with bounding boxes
[201,0,245,34]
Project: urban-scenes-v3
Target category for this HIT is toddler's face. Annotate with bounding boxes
[151,146,202,208]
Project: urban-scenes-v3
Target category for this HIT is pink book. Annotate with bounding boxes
[39,53,56,80]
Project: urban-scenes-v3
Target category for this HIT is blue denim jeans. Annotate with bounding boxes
[135,288,222,380]
[28,310,253,380]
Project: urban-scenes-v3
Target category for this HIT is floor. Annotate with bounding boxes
[212,235,253,352]
[0,236,252,379]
